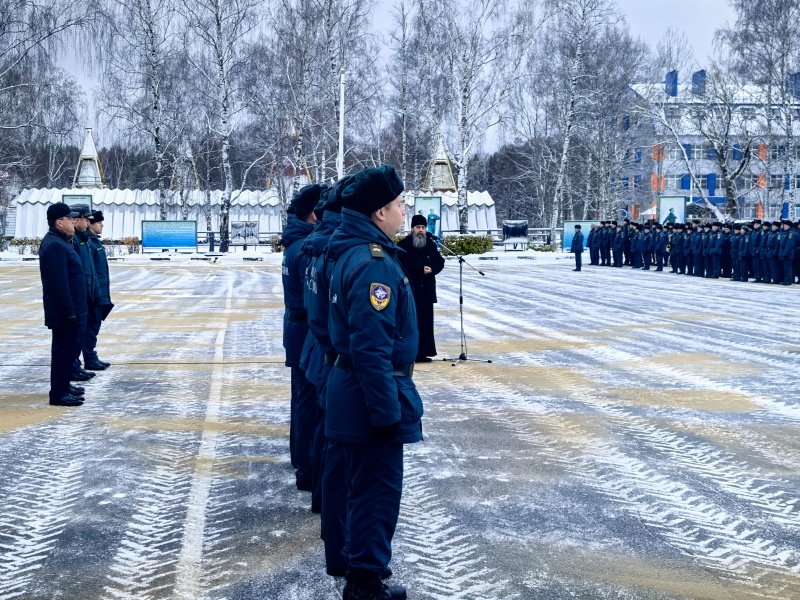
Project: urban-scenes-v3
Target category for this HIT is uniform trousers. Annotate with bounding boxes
[344,442,403,572]
[762,257,771,282]
[612,250,622,267]
[51,321,84,400]
[82,303,103,362]
[574,252,582,271]
[684,254,693,275]
[642,253,651,270]
[311,362,335,513]
[694,256,704,277]
[292,366,317,487]
[670,253,681,273]
[590,247,599,265]
[655,253,665,271]
[738,258,750,282]
[752,255,762,281]
[781,259,793,284]
[322,439,348,575]
[770,257,780,283]
[711,255,721,278]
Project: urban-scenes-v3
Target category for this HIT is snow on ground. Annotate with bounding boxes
[0,252,799,599]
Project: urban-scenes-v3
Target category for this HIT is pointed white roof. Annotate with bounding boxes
[74,127,106,189]
[425,136,456,191]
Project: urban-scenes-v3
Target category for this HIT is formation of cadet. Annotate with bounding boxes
[281,166,423,600]
[38,203,113,407]
[585,218,799,285]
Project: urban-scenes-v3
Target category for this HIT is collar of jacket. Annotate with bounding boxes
[280,214,315,248]
[74,229,90,243]
[339,208,399,252]
[48,226,73,242]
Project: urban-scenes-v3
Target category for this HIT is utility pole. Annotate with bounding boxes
[337,68,346,179]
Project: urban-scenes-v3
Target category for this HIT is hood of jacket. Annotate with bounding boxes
[308,211,341,257]
[280,214,314,248]
[326,208,399,261]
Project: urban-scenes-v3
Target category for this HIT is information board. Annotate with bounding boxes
[142,220,197,250]
[231,221,259,245]
[563,220,600,250]
[62,194,93,210]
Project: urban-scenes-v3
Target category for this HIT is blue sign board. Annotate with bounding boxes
[142,220,197,250]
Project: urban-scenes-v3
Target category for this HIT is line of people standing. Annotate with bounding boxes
[39,203,113,406]
[585,218,799,285]
[280,167,428,600]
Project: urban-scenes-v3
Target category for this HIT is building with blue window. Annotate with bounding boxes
[629,70,800,220]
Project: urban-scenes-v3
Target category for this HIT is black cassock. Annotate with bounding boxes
[397,233,446,358]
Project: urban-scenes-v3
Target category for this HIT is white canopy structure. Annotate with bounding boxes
[11,188,284,239]
[73,128,106,189]
[403,190,497,234]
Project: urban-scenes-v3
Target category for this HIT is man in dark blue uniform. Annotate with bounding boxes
[682,226,693,275]
[793,221,800,283]
[282,183,328,490]
[654,224,668,271]
[326,165,422,600]
[708,222,723,278]
[586,224,598,266]
[720,223,732,278]
[631,224,642,268]
[750,220,763,282]
[38,203,87,406]
[669,224,683,273]
[570,224,584,271]
[766,222,780,283]
[640,224,653,270]
[692,224,705,276]
[301,177,356,576]
[738,224,751,282]
[68,205,99,381]
[612,223,624,267]
[778,219,795,285]
[82,211,114,369]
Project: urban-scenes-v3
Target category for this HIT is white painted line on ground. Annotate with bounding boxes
[173,276,234,599]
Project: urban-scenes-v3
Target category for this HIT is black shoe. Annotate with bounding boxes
[49,394,84,407]
[347,570,406,600]
[83,361,108,371]
[296,479,313,492]
[415,357,433,363]
[68,384,85,396]
[572,268,580,271]
[70,371,93,382]
[97,359,111,368]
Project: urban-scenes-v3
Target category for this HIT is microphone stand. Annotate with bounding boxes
[433,235,493,366]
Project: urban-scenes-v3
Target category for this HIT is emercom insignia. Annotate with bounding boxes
[370,283,391,311]
[370,243,385,258]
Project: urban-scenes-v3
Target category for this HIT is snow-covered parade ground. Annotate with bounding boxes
[1,251,799,600]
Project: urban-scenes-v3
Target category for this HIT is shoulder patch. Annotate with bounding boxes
[369,243,385,258]
[370,283,391,311]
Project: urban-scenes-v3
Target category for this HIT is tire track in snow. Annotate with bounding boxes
[0,421,89,599]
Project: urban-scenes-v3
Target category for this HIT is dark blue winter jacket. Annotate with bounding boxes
[39,228,88,329]
[325,208,422,444]
[281,215,315,367]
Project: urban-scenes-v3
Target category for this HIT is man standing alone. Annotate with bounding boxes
[571,224,584,271]
[39,203,87,406]
[397,214,445,363]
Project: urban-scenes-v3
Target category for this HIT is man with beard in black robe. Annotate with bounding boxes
[397,214,445,363]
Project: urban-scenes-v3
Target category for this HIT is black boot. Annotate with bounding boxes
[347,570,406,600]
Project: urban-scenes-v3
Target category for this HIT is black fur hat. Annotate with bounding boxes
[342,165,404,216]
[289,184,329,219]
[322,174,355,214]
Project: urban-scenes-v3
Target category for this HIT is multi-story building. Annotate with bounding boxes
[629,70,800,220]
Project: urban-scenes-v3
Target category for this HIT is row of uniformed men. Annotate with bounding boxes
[39,203,114,406]
[586,219,799,284]
[280,166,421,600]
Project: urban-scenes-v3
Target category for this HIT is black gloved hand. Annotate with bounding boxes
[370,422,399,441]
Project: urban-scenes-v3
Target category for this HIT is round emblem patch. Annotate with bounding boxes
[370,283,391,311]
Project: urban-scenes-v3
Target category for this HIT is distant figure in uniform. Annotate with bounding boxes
[326,165,422,600]
[766,221,780,283]
[39,203,87,406]
[641,223,653,270]
[669,224,683,273]
[708,222,723,278]
[397,214,445,362]
[612,224,624,267]
[570,224,584,271]
[794,221,800,283]
[83,210,114,369]
[737,224,751,282]
[69,205,100,381]
[779,219,795,285]
[587,224,599,266]
[653,223,668,271]
[682,225,693,275]
[282,183,328,491]
[662,207,677,225]
[751,220,763,282]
